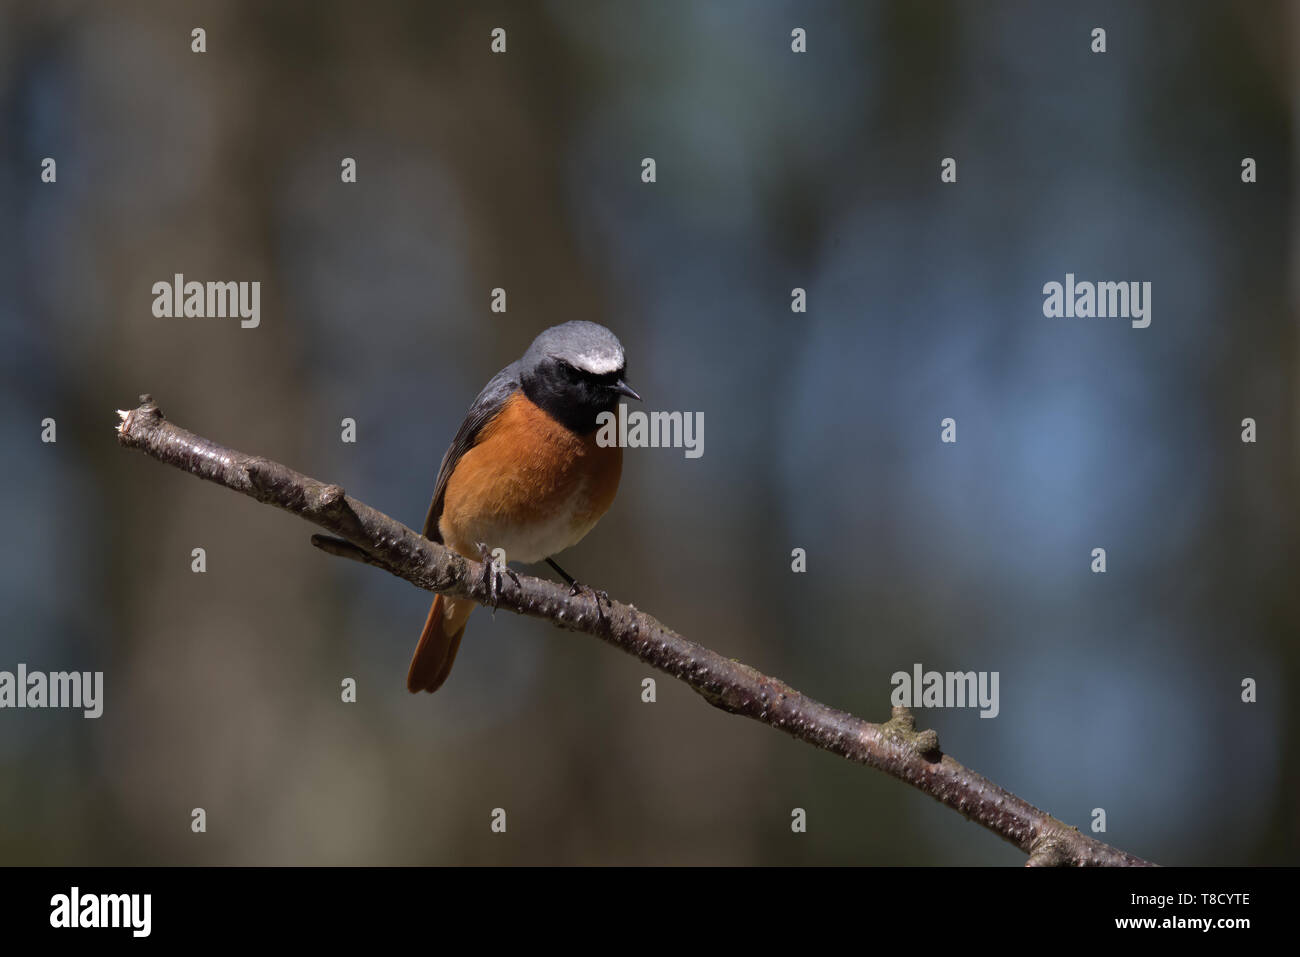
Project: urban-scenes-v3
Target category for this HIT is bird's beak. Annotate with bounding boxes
[613,379,642,401]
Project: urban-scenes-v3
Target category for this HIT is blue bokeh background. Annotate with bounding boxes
[0,0,1295,864]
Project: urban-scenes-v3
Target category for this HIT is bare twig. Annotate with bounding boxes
[116,394,1154,867]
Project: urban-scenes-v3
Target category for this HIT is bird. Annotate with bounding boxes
[407,321,641,694]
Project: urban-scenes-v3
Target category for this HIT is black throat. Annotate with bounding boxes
[522,359,619,434]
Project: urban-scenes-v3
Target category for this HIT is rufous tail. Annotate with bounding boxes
[406,594,473,693]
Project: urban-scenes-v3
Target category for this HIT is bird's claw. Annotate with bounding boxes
[568,580,611,620]
[476,543,520,615]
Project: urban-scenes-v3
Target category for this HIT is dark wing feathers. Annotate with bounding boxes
[421,361,522,541]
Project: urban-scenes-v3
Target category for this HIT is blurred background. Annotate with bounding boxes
[0,0,1295,865]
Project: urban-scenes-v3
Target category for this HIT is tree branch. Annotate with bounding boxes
[115,394,1153,867]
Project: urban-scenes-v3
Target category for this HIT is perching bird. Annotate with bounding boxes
[407,321,640,693]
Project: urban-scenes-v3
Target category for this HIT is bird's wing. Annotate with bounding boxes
[421,361,522,541]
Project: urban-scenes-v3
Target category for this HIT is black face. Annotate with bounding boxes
[522,356,632,433]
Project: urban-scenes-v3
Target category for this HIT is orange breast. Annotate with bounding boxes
[438,393,623,564]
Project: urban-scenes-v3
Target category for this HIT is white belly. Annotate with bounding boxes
[455,477,600,565]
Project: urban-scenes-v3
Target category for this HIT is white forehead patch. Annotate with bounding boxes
[571,348,623,375]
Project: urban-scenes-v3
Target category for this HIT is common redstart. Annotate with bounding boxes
[407,321,640,693]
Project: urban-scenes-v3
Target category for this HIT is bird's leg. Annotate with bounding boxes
[545,557,576,587]
[476,543,520,614]
[546,557,610,618]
